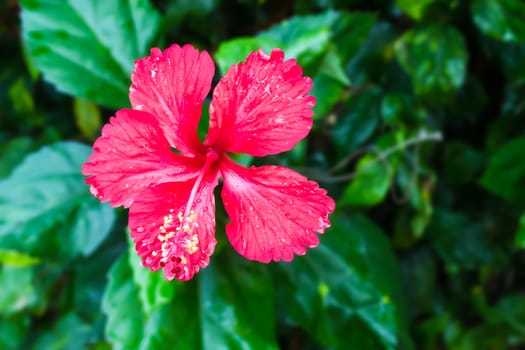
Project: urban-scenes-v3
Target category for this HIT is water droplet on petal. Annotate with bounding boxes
[136,226,145,233]
[90,185,103,200]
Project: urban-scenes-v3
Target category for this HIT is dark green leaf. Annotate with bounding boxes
[0,315,30,350]
[275,214,413,350]
[514,213,525,249]
[311,74,344,120]
[332,87,382,155]
[380,93,426,127]
[0,142,115,259]
[104,241,278,350]
[442,142,485,184]
[394,25,468,98]
[472,0,525,43]
[199,251,278,350]
[427,210,503,270]
[480,136,525,202]
[20,0,162,108]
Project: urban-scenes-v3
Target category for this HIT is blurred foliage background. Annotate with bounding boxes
[1,0,525,349]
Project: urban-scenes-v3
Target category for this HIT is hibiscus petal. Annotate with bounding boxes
[220,158,335,263]
[82,109,202,208]
[205,49,315,157]
[130,43,214,155]
[128,170,219,281]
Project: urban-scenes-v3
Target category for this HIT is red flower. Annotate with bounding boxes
[82,44,335,281]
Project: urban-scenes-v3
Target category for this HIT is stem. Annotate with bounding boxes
[322,130,442,183]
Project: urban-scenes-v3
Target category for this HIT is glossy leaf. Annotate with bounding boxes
[102,253,144,350]
[332,87,382,155]
[395,25,468,98]
[427,210,504,270]
[472,0,525,43]
[127,236,178,316]
[0,142,115,259]
[215,11,375,75]
[275,214,413,350]
[104,242,278,349]
[20,0,162,108]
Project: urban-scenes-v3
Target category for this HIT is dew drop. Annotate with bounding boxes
[136,226,145,233]
[90,185,103,200]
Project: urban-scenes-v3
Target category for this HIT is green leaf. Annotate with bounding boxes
[442,142,485,184]
[514,213,525,249]
[103,252,144,350]
[275,214,413,350]
[495,294,525,334]
[332,87,382,155]
[104,245,278,350]
[214,37,281,75]
[427,210,504,270]
[472,0,525,43]
[0,250,40,267]
[198,251,278,350]
[0,138,33,179]
[0,315,30,350]
[380,93,426,127]
[0,266,38,316]
[340,132,404,207]
[394,25,468,98]
[8,78,34,114]
[318,46,350,86]
[259,11,336,66]
[74,98,101,140]
[0,142,115,259]
[395,0,441,21]
[32,313,94,350]
[311,74,344,120]
[20,0,162,108]
[480,136,525,202]
[215,11,375,77]
[341,154,393,207]
[330,12,376,63]
[126,236,178,317]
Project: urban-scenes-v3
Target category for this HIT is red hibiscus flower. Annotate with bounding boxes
[82,44,335,281]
